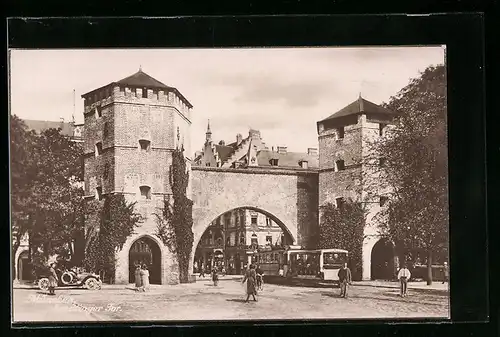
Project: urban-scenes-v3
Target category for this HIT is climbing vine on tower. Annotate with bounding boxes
[155,147,194,283]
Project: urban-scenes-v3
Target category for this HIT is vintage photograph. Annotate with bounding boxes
[10,46,449,322]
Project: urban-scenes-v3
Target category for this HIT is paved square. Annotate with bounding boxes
[12,278,449,322]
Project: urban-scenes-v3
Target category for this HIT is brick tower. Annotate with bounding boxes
[82,68,193,285]
[317,95,396,280]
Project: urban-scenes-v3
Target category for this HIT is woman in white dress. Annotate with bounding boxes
[140,264,150,292]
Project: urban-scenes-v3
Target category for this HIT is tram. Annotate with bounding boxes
[254,247,349,282]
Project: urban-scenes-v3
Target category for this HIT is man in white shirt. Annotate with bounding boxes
[397,263,411,297]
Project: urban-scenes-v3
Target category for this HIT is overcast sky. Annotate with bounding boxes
[10,47,445,153]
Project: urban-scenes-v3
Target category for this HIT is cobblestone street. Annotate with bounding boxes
[13,277,449,322]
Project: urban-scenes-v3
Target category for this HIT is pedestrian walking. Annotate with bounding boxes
[141,264,150,291]
[242,264,257,302]
[442,262,449,284]
[199,264,205,278]
[337,263,352,298]
[134,264,142,290]
[397,263,411,297]
[212,267,219,286]
[48,263,58,296]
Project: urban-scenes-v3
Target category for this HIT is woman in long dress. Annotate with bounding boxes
[134,264,142,290]
[242,264,257,302]
[141,264,150,292]
[48,263,58,295]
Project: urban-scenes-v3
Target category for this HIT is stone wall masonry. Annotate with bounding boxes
[114,147,173,195]
[84,149,115,196]
[113,103,176,150]
[83,103,115,155]
[318,124,363,170]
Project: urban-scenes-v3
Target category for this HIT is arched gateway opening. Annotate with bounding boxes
[129,236,161,284]
[193,207,294,275]
[371,239,397,280]
[17,250,32,281]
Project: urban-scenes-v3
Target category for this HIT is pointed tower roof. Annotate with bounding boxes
[318,95,395,123]
[81,68,193,108]
[116,68,171,89]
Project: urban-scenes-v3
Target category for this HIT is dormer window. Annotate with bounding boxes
[299,160,308,169]
[142,87,148,98]
[270,159,279,166]
[95,142,103,156]
[335,160,345,171]
[139,139,151,152]
[139,185,151,200]
[337,127,345,140]
[96,187,103,201]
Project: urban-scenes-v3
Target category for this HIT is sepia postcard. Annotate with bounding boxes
[10,46,450,323]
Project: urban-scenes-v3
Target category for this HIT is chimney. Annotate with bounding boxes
[277,146,287,154]
[236,133,243,146]
[219,140,225,146]
[307,148,318,156]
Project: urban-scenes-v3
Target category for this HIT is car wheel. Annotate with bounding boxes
[38,278,49,291]
[84,277,98,290]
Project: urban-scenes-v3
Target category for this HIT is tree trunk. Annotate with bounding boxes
[426,250,433,285]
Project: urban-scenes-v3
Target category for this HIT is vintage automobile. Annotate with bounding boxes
[37,267,102,290]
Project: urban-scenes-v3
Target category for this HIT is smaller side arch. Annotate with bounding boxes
[115,233,167,285]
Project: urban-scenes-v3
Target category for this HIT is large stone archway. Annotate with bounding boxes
[191,206,296,271]
[190,167,319,274]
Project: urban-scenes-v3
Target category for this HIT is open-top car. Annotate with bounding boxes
[37,267,102,291]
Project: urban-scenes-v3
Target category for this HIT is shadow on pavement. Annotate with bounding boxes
[226,298,248,303]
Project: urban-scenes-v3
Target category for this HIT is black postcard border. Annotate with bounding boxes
[4,14,491,336]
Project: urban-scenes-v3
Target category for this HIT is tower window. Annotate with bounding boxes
[335,197,345,209]
[266,236,273,245]
[96,187,103,201]
[95,142,103,156]
[142,87,148,98]
[103,122,109,138]
[139,139,151,152]
[251,215,258,225]
[103,163,110,179]
[266,217,272,227]
[335,160,345,171]
[379,196,389,207]
[139,186,151,200]
[337,127,345,140]
[95,106,102,118]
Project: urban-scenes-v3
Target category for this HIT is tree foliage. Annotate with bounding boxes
[366,65,448,284]
[10,115,85,279]
[155,147,194,283]
[318,201,366,281]
[83,194,142,283]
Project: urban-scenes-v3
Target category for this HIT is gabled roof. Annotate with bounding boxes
[319,96,395,123]
[22,119,74,137]
[214,145,235,163]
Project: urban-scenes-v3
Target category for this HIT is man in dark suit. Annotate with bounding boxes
[338,263,352,298]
